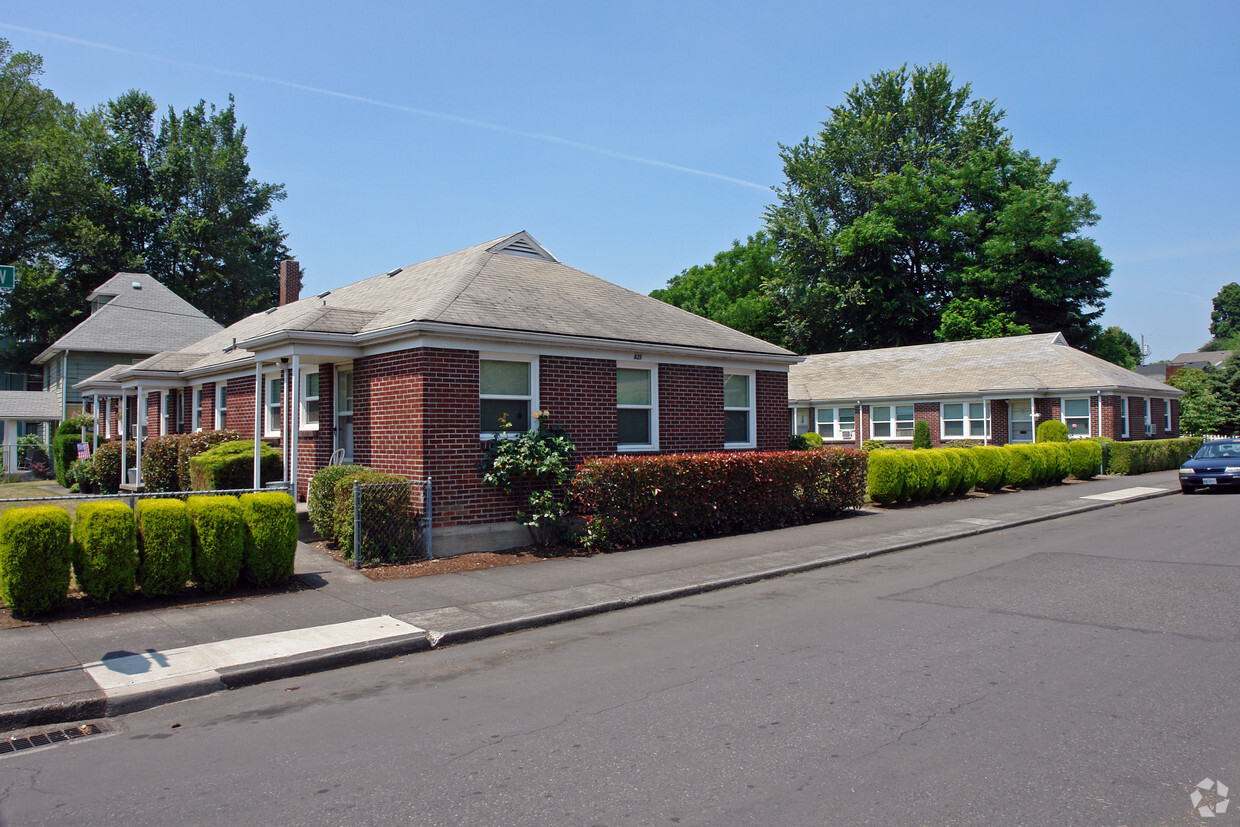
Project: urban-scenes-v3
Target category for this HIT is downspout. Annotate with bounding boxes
[1030,395,1036,442]
[254,361,263,490]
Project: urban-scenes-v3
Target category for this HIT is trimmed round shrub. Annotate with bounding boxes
[186,496,244,592]
[940,448,962,495]
[802,432,824,448]
[0,506,72,615]
[788,434,810,450]
[906,450,934,500]
[861,439,884,452]
[925,450,951,497]
[947,448,978,494]
[1004,445,1035,488]
[71,501,137,603]
[912,419,932,450]
[1036,420,1069,443]
[135,498,191,597]
[1068,439,1103,479]
[1042,443,1070,482]
[177,430,241,491]
[866,449,905,504]
[972,445,1008,491]
[332,471,408,557]
[308,464,369,543]
[239,492,298,586]
[188,440,283,491]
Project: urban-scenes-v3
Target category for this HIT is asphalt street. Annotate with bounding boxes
[1,490,1236,825]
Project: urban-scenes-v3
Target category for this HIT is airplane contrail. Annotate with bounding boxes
[1,23,771,192]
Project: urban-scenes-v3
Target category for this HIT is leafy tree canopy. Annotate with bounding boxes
[1209,282,1240,340]
[0,39,290,370]
[758,63,1110,354]
[650,233,782,345]
[934,297,1031,342]
[1089,325,1142,369]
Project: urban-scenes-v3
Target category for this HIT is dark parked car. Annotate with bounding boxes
[1180,438,1240,493]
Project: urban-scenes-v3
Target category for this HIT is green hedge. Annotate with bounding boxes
[71,501,137,603]
[572,449,868,550]
[239,492,298,585]
[971,446,1008,491]
[308,464,368,543]
[94,440,137,494]
[912,420,932,450]
[947,448,978,494]
[1036,420,1069,443]
[135,499,191,597]
[1003,445,1035,487]
[1105,437,1203,475]
[0,506,72,615]
[186,496,244,592]
[1068,439,1103,479]
[867,450,905,503]
[188,440,282,491]
[331,471,410,558]
[52,415,95,487]
[178,430,241,491]
[1044,442,1071,482]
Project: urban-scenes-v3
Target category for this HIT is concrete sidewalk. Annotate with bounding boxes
[0,472,1181,733]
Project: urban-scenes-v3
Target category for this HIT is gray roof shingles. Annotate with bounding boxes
[789,333,1182,403]
[0,391,61,420]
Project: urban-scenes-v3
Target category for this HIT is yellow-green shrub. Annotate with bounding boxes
[1002,445,1034,488]
[1068,439,1103,479]
[948,448,978,494]
[187,496,244,592]
[71,501,136,603]
[0,506,72,616]
[972,445,1008,491]
[925,450,951,497]
[867,449,905,503]
[135,499,191,597]
[239,492,298,586]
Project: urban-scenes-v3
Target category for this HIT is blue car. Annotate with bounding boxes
[1180,438,1240,493]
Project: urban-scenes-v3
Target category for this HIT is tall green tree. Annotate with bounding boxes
[765,63,1110,354]
[934,297,1031,342]
[1089,325,1142,369]
[650,233,781,345]
[1202,282,1240,351]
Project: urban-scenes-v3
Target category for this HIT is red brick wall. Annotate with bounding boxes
[658,363,724,452]
[200,382,216,431]
[914,402,940,446]
[225,376,257,438]
[756,370,788,450]
[145,391,160,439]
[540,355,616,455]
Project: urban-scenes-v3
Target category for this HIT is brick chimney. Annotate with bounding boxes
[278,259,301,306]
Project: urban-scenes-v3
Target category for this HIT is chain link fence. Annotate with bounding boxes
[352,478,432,567]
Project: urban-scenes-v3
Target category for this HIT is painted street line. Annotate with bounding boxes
[1080,486,1168,502]
[83,616,423,691]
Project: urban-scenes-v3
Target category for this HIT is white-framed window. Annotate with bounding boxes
[1120,397,1129,438]
[617,364,657,450]
[817,406,857,440]
[265,373,283,437]
[160,391,172,436]
[871,404,915,440]
[723,371,755,447]
[1164,398,1172,431]
[336,367,354,461]
[300,369,320,430]
[215,384,227,430]
[1061,397,1091,438]
[1144,397,1153,435]
[941,401,989,439]
[192,387,203,431]
[480,357,535,437]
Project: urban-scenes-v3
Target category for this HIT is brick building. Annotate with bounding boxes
[80,233,800,553]
[789,333,1183,448]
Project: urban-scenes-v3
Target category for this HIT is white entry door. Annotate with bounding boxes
[1008,399,1033,443]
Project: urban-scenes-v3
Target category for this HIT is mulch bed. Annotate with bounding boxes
[308,537,594,581]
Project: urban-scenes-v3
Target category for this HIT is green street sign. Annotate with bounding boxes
[0,265,13,291]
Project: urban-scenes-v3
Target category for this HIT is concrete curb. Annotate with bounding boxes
[3,486,1179,733]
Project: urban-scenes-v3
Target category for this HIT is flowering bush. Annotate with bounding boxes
[478,411,576,540]
[571,449,866,550]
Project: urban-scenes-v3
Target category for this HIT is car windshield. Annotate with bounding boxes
[1194,443,1240,459]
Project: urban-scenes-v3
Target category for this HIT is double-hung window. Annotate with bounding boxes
[617,365,656,450]
[817,406,857,440]
[871,404,914,439]
[1144,398,1153,435]
[480,358,534,436]
[192,387,203,432]
[1061,397,1091,438]
[1164,398,1172,431]
[215,384,227,430]
[301,370,320,430]
[723,372,754,447]
[337,368,353,460]
[941,402,988,439]
[160,392,172,436]
[1120,398,1129,438]
[265,373,283,437]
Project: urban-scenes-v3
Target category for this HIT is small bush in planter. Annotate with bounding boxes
[0,506,72,616]
[72,501,137,603]
[135,498,191,597]
[186,495,244,592]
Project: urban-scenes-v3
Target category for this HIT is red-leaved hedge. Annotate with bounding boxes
[570,448,867,550]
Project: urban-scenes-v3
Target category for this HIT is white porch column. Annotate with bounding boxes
[3,419,16,475]
[254,361,263,489]
[1029,395,1036,442]
[92,394,99,446]
[135,386,145,483]
[120,392,128,484]
[289,354,300,501]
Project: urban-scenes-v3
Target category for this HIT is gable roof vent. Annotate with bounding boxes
[490,232,557,261]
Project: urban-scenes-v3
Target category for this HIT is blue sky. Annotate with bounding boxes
[3,1,1237,361]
